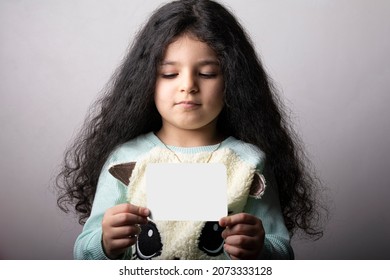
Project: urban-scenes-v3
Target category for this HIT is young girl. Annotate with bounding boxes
[56,0,323,260]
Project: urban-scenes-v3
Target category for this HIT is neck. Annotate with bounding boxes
[156,125,223,147]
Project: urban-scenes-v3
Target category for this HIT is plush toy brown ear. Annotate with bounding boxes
[249,173,266,199]
[108,162,136,186]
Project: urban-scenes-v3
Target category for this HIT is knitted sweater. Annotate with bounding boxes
[74,132,294,260]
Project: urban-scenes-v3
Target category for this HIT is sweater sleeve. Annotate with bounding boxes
[243,167,294,259]
[73,156,131,260]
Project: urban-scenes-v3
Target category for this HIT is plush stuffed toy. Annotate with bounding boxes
[109,146,266,260]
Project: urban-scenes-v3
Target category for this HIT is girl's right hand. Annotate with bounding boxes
[102,203,150,259]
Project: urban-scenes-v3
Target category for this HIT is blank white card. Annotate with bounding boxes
[146,163,227,221]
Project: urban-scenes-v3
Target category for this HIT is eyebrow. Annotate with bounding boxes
[160,59,220,67]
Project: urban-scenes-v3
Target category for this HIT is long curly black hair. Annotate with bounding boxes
[56,0,325,238]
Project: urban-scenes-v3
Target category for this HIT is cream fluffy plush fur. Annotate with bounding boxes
[112,147,265,259]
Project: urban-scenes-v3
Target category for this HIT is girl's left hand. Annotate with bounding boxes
[219,213,265,260]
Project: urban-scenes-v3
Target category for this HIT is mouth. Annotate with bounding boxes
[176,101,201,109]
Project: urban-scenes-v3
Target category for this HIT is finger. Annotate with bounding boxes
[110,212,148,227]
[109,203,150,217]
[224,235,258,250]
[109,225,142,240]
[221,223,258,238]
[126,204,150,217]
[219,213,258,228]
[224,243,253,260]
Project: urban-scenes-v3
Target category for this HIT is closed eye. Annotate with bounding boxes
[199,73,217,78]
[161,73,178,79]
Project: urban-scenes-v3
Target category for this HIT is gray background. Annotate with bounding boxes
[1,0,389,259]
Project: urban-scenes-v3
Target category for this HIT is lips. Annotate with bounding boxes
[176,101,201,109]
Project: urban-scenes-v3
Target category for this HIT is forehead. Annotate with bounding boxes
[161,34,218,63]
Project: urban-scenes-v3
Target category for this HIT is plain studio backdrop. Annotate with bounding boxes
[1,0,389,260]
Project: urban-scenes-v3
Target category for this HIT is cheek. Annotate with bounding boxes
[154,81,162,101]
[154,95,166,115]
[211,82,225,109]
[154,82,170,107]
[156,76,176,91]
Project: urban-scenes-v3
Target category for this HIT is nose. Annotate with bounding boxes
[180,72,198,94]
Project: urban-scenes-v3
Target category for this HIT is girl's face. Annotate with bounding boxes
[155,35,224,136]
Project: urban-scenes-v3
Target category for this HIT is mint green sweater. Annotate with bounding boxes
[74,132,294,259]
